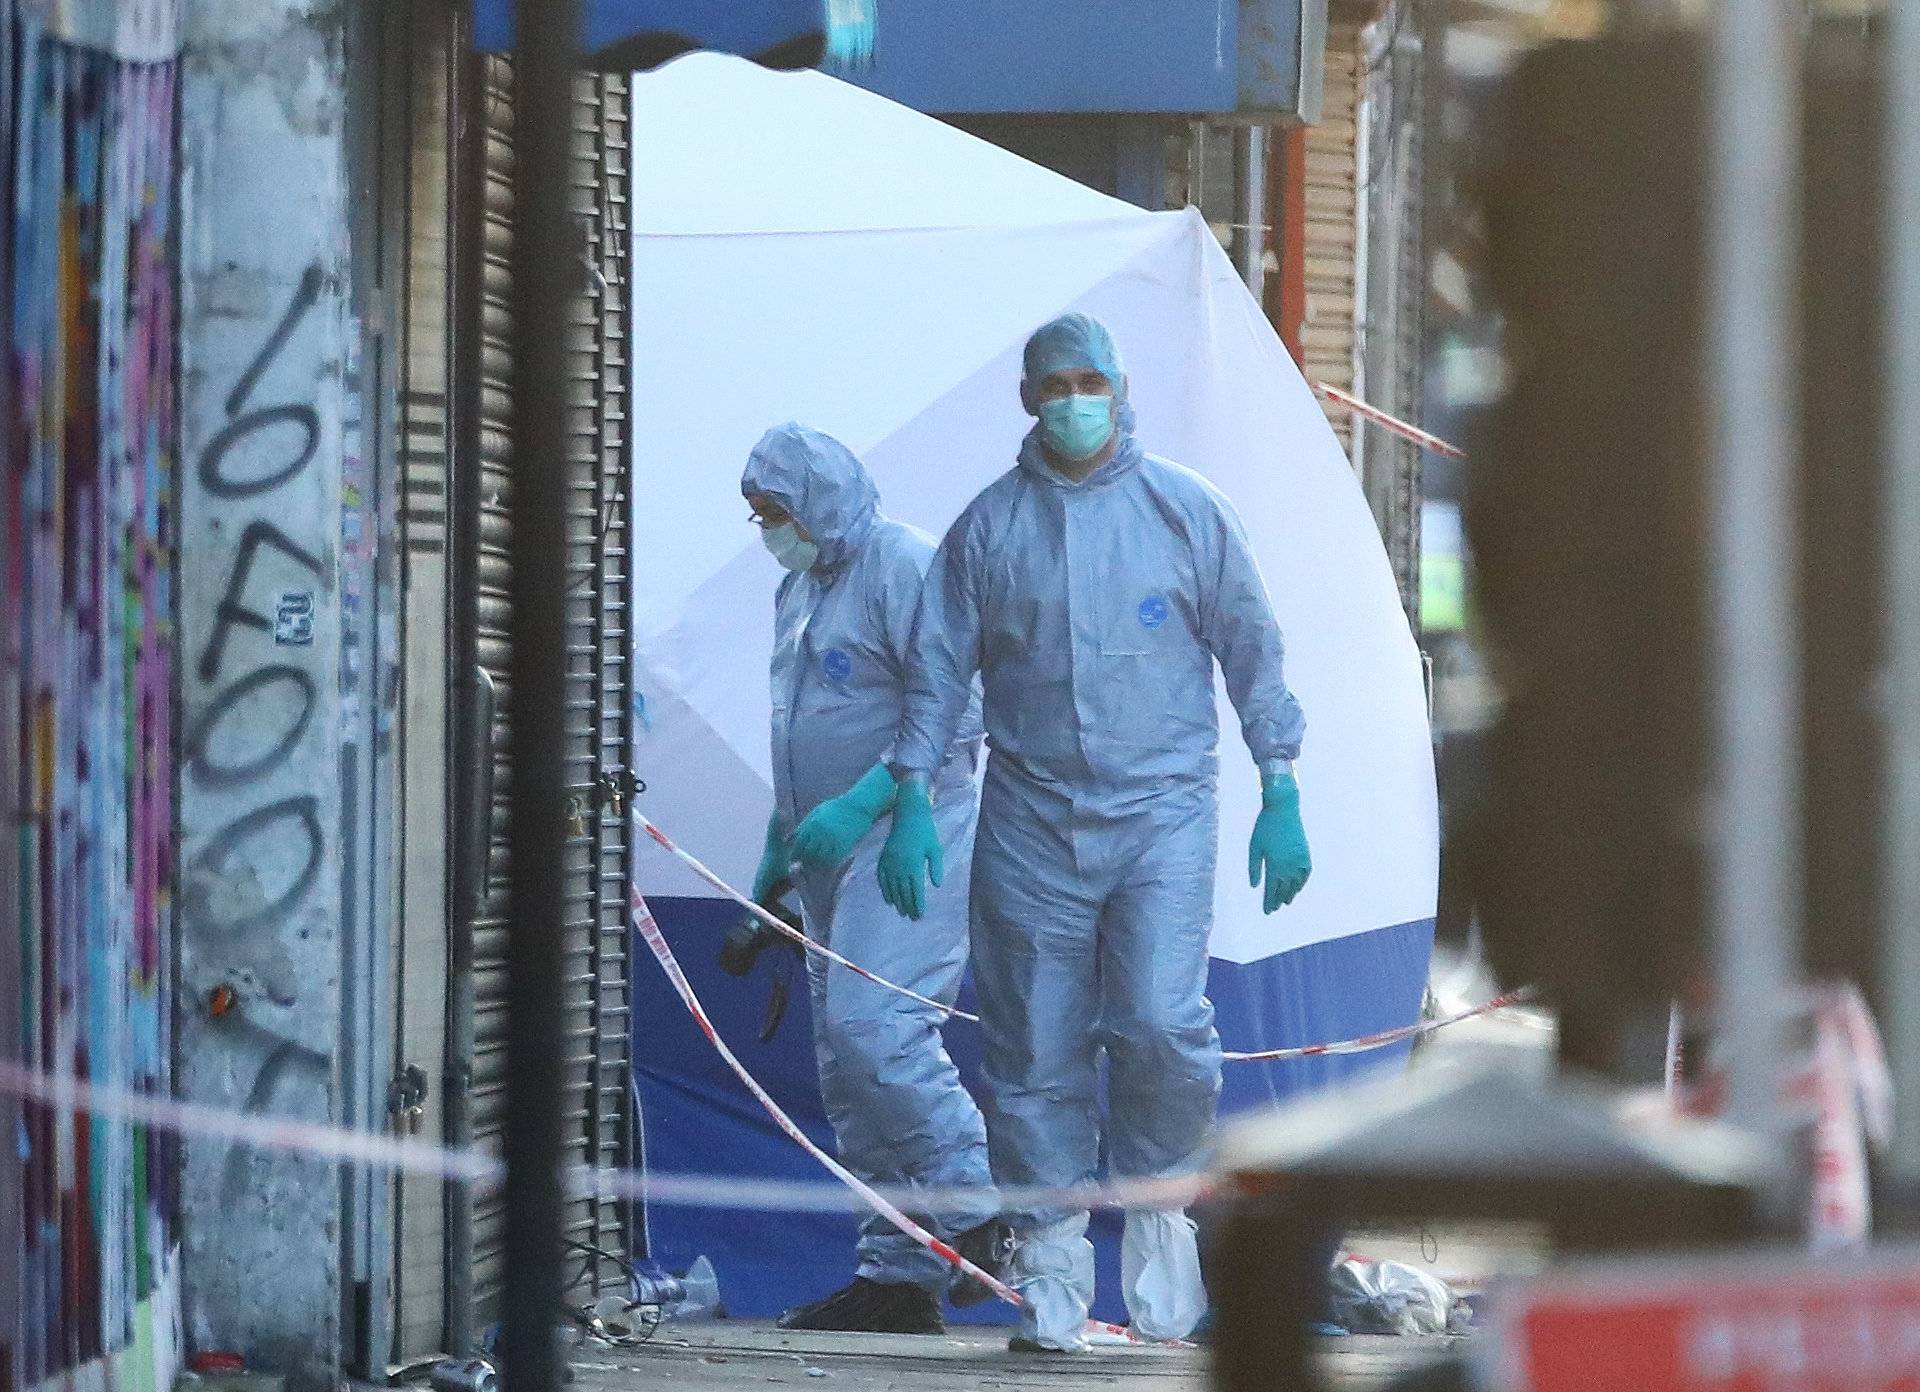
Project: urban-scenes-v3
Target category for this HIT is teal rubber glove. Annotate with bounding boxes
[877,778,943,921]
[789,762,898,869]
[1249,769,1311,913]
[751,814,791,903]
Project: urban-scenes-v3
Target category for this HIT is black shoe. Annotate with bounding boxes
[1008,1335,1084,1354]
[776,1277,944,1335]
[946,1217,1015,1309]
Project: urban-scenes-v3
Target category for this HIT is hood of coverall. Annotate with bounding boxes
[741,422,880,571]
[1017,312,1142,487]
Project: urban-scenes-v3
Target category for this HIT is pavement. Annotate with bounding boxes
[566,1322,1463,1392]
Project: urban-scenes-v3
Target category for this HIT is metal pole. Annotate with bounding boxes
[503,1,578,1389]
[1706,0,1800,1191]
[1884,0,1920,1191]
[1233,125,1267,300]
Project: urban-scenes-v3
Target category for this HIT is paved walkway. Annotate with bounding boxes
[567,1322,1463,1392]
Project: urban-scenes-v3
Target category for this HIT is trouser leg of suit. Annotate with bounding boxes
[797,787,996,1291]
[970,766,1104,1349]
[1098,797,1222,1341]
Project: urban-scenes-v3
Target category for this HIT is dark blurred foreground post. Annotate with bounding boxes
[503,3,579,1392]
[1208,10,1920,1388]
[1886,0,1920,1208]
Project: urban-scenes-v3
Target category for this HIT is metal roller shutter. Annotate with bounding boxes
[468,55,633,1324]
[393,2,455,1360]
[572,65,634,1298]
[468,50,516,1320]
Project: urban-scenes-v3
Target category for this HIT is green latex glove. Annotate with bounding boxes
[751,813,791,903]
[1248,769,1311,914]
[877,778,943,921]
[790,762,898,869]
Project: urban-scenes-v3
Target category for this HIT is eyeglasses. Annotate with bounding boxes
[748,506,791,529]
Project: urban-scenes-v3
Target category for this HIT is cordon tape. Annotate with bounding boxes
[0,389,1514,1319]
[637,812,980,1025]
[0,1053,1207,1217]
[636,805,1530,1063]
[1311,381,1466,460]
[0,798,1532,1310]
[626,869,1023,1307]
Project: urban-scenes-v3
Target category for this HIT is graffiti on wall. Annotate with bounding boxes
[177,262,337,1193]
[173,1,351,1369]
[2,23,182,1392]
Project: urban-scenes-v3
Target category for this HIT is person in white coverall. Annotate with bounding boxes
[743,422,1012,1335]
[873,315,1312,1351]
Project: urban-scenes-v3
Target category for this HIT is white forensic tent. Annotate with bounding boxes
[624,52,1441,1323]
[627,53,1437,966]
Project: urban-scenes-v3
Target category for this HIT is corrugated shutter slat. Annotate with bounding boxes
[468,57,633,1324]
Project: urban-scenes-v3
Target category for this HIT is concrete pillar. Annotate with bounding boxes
[176,0,356,1379]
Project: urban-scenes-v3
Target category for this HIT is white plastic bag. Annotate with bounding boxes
[1326,1258,1463,1336]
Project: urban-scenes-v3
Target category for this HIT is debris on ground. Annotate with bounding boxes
[1326,1258,1473,1337]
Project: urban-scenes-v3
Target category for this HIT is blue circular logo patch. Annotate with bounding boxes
[1138,595,1169,630]
[822,648,853,682]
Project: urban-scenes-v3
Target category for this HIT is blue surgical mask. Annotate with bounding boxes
[1038,393,1116,461]
[761,521,820,573]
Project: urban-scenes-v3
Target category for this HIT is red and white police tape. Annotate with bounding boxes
[627,874,1024,1308]
[1666,982,1893,1251]
[0,971,1519,1224]
[0,1057,503,1185]
[0,795,1531,1304]
[637,808,1522,1064]
[636,812,982,1025]
[1311,381,1467,461]
[2,966,1511,1221]
[1221,989,1536,1063]
[0,1056,1208,1218]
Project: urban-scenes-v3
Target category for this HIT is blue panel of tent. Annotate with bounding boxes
[631,895,1432,1324]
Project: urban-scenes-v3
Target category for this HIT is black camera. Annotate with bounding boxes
[719,881,806,1042]
[719,879,803,977]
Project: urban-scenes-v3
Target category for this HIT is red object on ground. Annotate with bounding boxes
[1490,1253,1920,1391]
[190,1352,248,1374]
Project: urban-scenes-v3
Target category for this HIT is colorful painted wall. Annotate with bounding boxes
[2,8,183,1392]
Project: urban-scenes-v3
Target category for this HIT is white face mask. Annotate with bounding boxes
[761,521,820,573]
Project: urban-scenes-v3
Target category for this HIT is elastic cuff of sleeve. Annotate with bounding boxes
[845,761,899,818]
[1260,774,1298,808]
